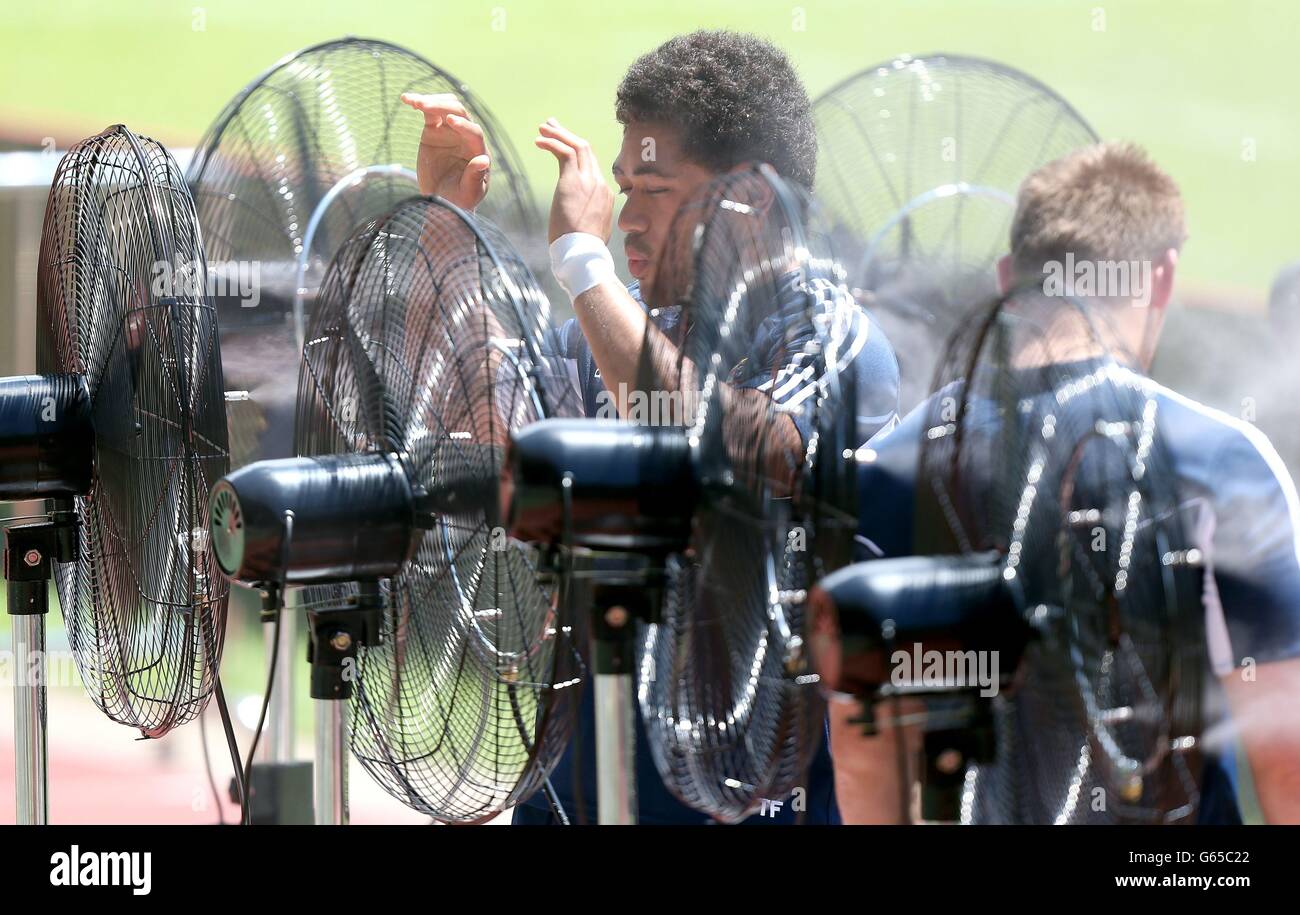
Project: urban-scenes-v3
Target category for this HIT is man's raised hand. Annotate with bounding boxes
[535,118,613,243]
[401,92,490,211]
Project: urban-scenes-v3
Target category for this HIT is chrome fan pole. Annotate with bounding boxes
[3,514,74,826]
[12,613,48,825]
[589,574,656,825]
[4,542,51,825]
[593,671,636,825]
[314,699,349,825]
[305,582,381,826]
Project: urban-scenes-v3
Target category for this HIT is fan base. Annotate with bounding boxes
[235,762,314,825]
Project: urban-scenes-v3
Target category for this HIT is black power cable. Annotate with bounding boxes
[213,677,249,825]
[198,707,226,825]
[241,607,284,818]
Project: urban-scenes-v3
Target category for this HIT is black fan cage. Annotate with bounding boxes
[914,292,1206,823]
[37,125,231,737]
[188,36,541,468]
[635,163,862,822]
[813,53,1098,411]
[294,196,582,821]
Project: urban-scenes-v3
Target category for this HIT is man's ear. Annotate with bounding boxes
[1149,248,1178,312]
[996,254,1014,295]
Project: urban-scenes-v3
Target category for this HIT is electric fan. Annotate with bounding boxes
[504,163,862,823]
[813,54,1098,410]
[0,125,231,824]
[208,196,583,823]
[188,37,541,795]
[188,35,540,468]
[809,290,1206,823]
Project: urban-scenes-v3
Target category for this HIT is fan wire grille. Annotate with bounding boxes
[635,164,861,822]
[295,197,582,821]
[915,292,1205,823]
[37,126,231,737]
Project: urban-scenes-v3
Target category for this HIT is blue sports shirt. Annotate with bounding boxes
[854,362,1300,824]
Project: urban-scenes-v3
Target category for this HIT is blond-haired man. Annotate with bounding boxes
[838,141,1300,824]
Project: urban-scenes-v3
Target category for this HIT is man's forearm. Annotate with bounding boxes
[828,696,920,824]
[1222,656,1300,824]
[570,280,649,418]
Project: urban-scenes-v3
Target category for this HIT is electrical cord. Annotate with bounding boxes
[241,607,283,816]
[198,706,226,825]
[213,677,250,825]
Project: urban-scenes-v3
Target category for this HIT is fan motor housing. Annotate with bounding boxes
[808,552,1028,698]
[505,419,700,553]
[209,452,418,585]
[0,374,94,500]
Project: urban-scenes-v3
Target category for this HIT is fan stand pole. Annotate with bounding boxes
[306,581,382,826]
[592,669,635,825]
[10,611,47,824]
[917,699,997,824]
[587,574,660,826]
[4,512,75,825]
[314,698,349,825]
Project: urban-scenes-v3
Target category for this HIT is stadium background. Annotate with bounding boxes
[0,0,1293,822]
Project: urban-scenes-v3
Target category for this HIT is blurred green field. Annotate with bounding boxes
[1,0,1297,300]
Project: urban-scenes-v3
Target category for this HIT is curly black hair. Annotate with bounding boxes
[615,30,816,190]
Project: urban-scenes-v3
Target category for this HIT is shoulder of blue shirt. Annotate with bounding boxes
[851,375,1300,824]
[856,377,1300,668]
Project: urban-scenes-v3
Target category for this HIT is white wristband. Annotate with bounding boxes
[549,232,617,299]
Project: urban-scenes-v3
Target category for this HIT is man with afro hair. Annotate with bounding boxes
[402,29,901,826]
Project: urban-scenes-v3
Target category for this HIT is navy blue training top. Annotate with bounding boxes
[854,363,1300,824]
